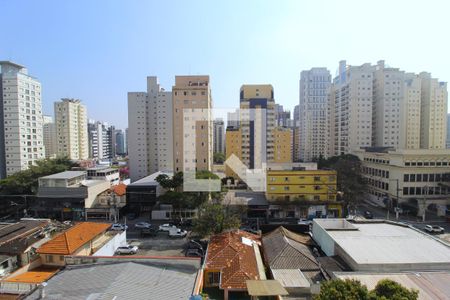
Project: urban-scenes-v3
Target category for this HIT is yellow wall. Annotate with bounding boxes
[240,84,273,99]
[266,170,337,201]
[273,128,292,163]
[225,128,242,178]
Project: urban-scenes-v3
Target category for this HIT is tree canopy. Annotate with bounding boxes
[213,152,225,164]
[314,279,418,300]
[0,157,78,195]
[192,203,241,237]
[318,154,366,214]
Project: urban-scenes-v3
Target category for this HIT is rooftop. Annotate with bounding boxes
[223,190,268,206]
[335,271,450,300]
[129,171,173,186]
[39,171,86,180]
[26,261,199,300]
[0,220,50,254]
[37,222,110,255]
[313,219,450,271]
[262,227,320,277]
[205,230,262,290]
[4,266,59,284]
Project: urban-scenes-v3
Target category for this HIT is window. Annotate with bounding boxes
[314,176,321,182]
[284,177,289,182]
[47,255,54,263]
[208,272,220,286]
[403,187,408,195]
[404,174,409,182]
[410,174,415,182]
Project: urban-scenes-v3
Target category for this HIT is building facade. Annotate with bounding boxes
[419,72,448,149]
[273,127,292,163]
[114,129,126,155]
[447,114,450,149]
[88,120,114,161]
[225,127,242,178]
[213,118,225,154]
[0,61,45,178]
[54,98,88,160]
[128,76,173,182]
[43,115,57,158]
[172,75,212,173]
[299,68,331,161]
[239,84,276,169]
[355,148,450,217]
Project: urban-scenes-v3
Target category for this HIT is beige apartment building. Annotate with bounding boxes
[172,75,213,173]
[0,61,45,178]
[54,98,88,160]
[43,115,57,158]
[127,77,173,181]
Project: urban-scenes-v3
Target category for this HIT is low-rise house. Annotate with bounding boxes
[85,183,127,221]
[204,230,266,300]
[37,222,123,266]
[262,227,323,297]
[0,220,52,277]
[33,171,111,220]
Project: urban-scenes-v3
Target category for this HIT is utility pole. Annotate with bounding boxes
[395,179,399,220]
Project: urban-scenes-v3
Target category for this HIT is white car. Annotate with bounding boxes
[111,223,128,231]
[424,224,445,234]
[169,229,187,238]
[135,222,152,229]
[115,244,138,255]
[159,224,177,231]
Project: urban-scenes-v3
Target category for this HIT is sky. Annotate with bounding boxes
[2,0,450,129]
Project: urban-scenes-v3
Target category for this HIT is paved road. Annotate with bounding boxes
[356,200,450,234]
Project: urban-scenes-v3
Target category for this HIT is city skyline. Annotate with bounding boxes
[2,0,450,129]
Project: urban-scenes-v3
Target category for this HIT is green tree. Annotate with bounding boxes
[315,279,369,300]
[318,154,366,215]
[213,152,225,164]
[369,279,418,300]
[193,203,241,237]
[0,157,77,195]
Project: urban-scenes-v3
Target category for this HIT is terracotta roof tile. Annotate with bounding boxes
[205,230,261,290]
[37,222,110,255]
[111,183,127,196]
[4,266,59,283]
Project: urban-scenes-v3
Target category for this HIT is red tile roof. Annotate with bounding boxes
[111,183,127,196]
[37,222,110,255]
[206,230,261,290]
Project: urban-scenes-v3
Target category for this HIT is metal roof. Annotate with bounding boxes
[271,269,310,288]
[246,280,288,296]
[129,171,173,186]
[26,262,198,300]
[39,171,86,180]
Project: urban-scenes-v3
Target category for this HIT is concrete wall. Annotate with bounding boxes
[311,221,335,256]
[93,231,126,256]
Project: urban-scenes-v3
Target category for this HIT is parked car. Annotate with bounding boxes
[159,224,178,231]
[135,222,152,229]
[185,248,203,257]
[364,211,373,219]
[141,227,158,237]
[297,218,312,225]
[424,224,445,234]
[169,229,187,238]
[115,244,138,255]
[110,223,128,231]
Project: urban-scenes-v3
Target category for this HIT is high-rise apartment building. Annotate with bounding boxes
[299,68,331,161]
[419,72,448,149]
[173,76,212,173]
[0,61,45,178]
[447,114,450,149]
[88,120,114,160]
[43,115,57,158]
[225,126,242,178]
[239,84,276,169]
[293,104,300,126]
[54,98,89,160]
[213,118,225,154]
[114,129,126,155]
[274,104,291,127]
[128,77,173,182]
[227,110,240,128]
[330,61,375,156]
[273,127,292,163]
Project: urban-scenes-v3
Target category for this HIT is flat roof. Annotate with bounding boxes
[316,220,450,266]
[129,171,173,186]
[223,190,268,206]
[4,266,59,283]
[39,171,86,180]
[335,271,450,300]
[0,61,26,69]
[246,280,288,296]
